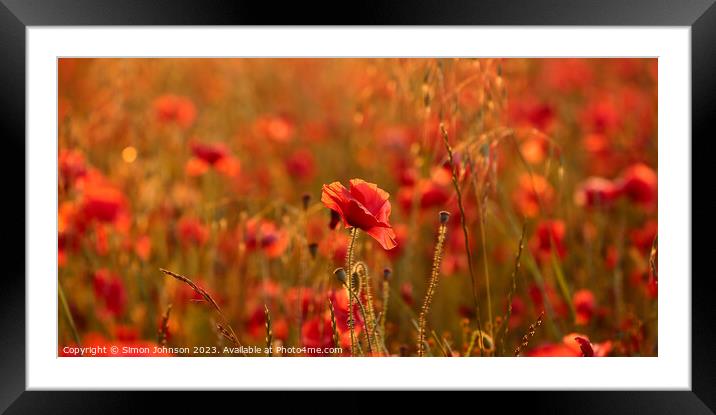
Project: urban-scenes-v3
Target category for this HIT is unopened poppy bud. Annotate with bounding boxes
[302,193,311,211]
[308,242,318,259]
[383,267,392,281]
[333,268,347,284]
[439,210,450,224]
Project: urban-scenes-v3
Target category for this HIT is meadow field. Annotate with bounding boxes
[58,58,657,357]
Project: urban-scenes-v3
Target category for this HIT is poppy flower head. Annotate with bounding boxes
[530,220,567,263]
[244,218,289,258]
[190,141,229,165]
[92,269,127,317]
[321,179,397,250]
[574,177,622,208]
[617,163,657,206]
[573,289,596,326]
[153,94,197,129]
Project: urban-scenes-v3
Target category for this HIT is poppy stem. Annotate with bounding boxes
[355,262,380,354]
[440,124,485,356]
[417,212,449,357]
[345,228,359,356]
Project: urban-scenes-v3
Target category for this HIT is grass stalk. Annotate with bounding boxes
[59,282,82,349]
[440,124,484,355]
[264,304,273,356]
[159,268,246,356]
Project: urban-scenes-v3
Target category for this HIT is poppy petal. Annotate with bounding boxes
[365,226,398,250]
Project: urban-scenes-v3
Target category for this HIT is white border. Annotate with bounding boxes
[27,27,690,390]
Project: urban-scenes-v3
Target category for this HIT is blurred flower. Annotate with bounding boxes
[300,315,335,355]
[254,114,295,143]
[543,59,593,93]
[152,94,197,129]
[512,174,554,218]
[79,177,127,223]
[328,289,364,332]
[581,97,621,135]
[244,218,289,258]
[397,178,450,212]
[530,220,567,263]
[284,149,316,182]
[573,289,596,326]
[574,177,621,208]
[59,149,87,185]
[617,163,657,206]
[177,216,209,247]
[321,179,397,250]
[528,333,611,357]
[508,97,555,132]
[630,220,657,253]
[190,141,229,165]
[318,231,348,265]
[92,269,127,317]
[400,282,414,306]
[134,235,152,261]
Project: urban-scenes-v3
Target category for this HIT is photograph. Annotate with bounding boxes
[57,57,658,358]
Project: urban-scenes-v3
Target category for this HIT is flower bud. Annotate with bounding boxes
[383,267,392,282]
[333,268,347,284]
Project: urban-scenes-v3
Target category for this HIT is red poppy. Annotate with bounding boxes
[318,231,349,265]
[59,149,87,185]
[301,315,335,355]
[530,220,567,263]
[177,216,209,247]
[244,218,289,258]
[574,177,621,208]
[92,269,127,317]
[79,181,126,223]
[527,333,611,357]
[397,179,450,212]
[284,149,316,181]
[253,114,295,143]
[153,94,197,129]
[573,289,596,326]
[190,141,229,165]
[321,179,397,250]
[512,174,555,218]
[617,163,657,206]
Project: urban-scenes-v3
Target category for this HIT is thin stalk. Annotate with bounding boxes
[441,124,484,355]
[355,262,380,353]
[344,281,373,355]
[476,190,494,337]
[59,282,81,349]
[160,268,246,356]
[380,279,390,339]
[328,299,341,353]
[417,213,449,357]
[345,228,359,356]
[499,224,526,356]
[264,304,273,357]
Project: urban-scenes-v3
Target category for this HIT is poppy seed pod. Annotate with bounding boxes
[333,268,347,284]
[439,210,450,225]
[302,193,311,211]
[383,267,392,281]
[308,242,318,259]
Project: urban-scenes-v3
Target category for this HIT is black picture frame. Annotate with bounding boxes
[1,0,710,413]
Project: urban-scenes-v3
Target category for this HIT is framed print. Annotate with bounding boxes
[1,0,711,413]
